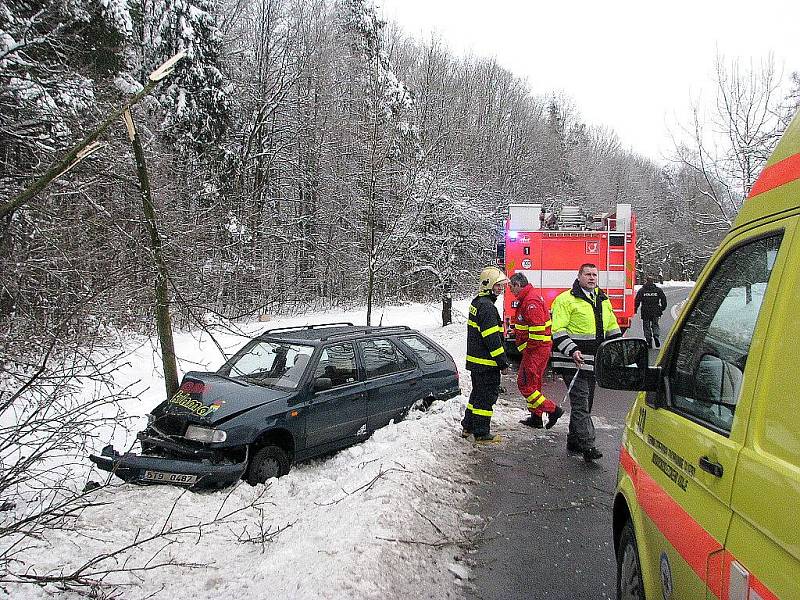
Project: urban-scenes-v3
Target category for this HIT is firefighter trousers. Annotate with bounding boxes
[462,370,501,437]
[517,345,557,416]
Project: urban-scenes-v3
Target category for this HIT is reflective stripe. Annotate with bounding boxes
[529,325,548,332]
[467,319,479,330]
[481,325,502,337]
[555,338,577,354]
[550,357,594,371]
[489,346,505,357]
[552,352,594,361]
[466,403,493,417]
[527,391,546,410]
[514,323,529,331]
[517,342,527,352]
[530,334,551,341]
[565,333,597,341]
[466,355,498,366]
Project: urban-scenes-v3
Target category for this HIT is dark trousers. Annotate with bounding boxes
[642,317,661,346]
[462,370,501,436]
[561,368,596,451]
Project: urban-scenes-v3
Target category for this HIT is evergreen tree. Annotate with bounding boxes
[131,0,230,151]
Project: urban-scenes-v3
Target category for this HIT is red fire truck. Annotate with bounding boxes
[497,202,636,355]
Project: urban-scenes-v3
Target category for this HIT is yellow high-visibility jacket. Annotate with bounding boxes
[550,280,621,372]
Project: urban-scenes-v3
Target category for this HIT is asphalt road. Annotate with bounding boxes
[463,286,691,600]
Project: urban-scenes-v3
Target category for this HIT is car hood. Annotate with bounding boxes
[156,372,289,425]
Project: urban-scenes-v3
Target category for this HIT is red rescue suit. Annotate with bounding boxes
[514,284,556,416]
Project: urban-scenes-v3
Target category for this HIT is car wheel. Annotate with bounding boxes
[246,445,290,485]
[617,520,645,600]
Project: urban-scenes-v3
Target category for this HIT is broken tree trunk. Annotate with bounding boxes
[123,110,179,399]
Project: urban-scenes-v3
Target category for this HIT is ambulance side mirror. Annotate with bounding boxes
[595,339,661,392]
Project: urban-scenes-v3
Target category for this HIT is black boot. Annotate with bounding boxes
[545,405,564,429]
[583,447,603,462]
[519,414,544,428]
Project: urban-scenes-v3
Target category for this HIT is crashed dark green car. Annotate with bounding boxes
[91,324,460,489]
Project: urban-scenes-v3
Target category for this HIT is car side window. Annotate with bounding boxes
[360,338,415,379]
[400,335,445,365]
[668,233,783,433]
[313,343,359,388]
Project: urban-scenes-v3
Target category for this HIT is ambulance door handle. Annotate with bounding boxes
[699,456,723,478]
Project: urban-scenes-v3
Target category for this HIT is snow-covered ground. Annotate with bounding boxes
[3,300,520,600]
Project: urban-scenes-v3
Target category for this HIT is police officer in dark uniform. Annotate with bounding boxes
[635,275,668,348]
[462,266,510,444]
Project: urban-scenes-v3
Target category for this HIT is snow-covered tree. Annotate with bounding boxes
[0,0,132,201]
[131,0,230,151]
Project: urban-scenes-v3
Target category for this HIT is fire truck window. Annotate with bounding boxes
[400,336,445,365]
[667,233,783,434]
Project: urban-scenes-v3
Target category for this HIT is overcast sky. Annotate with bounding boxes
[377,0,798,162]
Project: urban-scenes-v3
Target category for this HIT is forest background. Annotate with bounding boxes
[3,0,799,337]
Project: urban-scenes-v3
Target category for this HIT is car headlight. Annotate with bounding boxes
[185,425,227,443]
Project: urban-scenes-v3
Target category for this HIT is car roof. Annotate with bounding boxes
[255,323,417,345]
[735,108,800,231]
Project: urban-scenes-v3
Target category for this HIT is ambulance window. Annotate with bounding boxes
[667,233,783,434]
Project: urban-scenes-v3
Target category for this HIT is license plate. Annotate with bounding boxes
[143,470,198,485]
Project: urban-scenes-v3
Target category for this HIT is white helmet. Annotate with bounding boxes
[478,266,508,294]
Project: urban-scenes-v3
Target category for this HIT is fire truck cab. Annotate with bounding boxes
[498,202,636,355]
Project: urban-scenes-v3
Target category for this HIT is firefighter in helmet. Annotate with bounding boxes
[508,272,564,430]
[462,266,510,443]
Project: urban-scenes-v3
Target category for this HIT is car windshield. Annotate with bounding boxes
[221,340,315,390]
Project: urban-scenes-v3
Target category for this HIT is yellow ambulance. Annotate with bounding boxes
[595,108,800,600]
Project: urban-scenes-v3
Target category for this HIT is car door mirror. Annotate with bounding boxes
[313,377,332,392]
[595,338,661,392]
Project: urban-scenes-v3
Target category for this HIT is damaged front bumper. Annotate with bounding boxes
[89,444,247,490]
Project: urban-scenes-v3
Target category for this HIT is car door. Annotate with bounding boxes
[632,230,784,598]
[723,218,798,600]
[358,337,419,432]
[304,342,367,449]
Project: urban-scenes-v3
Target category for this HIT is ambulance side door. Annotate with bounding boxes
[724,219,798,600]
[640,231,784,597]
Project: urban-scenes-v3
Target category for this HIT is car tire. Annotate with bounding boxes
[246,445,290,485]
[617,520,645,600]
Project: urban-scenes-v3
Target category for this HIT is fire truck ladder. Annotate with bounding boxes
[606,225,628,314]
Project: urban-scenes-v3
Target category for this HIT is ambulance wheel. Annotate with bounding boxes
[246,445,290,485]
[616,520,644,600]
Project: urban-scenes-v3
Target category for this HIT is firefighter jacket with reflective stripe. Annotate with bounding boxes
[466,292,510,372]
[550,279,621,371]
[512,284,552,353]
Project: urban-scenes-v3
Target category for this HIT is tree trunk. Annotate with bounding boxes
[123,110,179,399]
